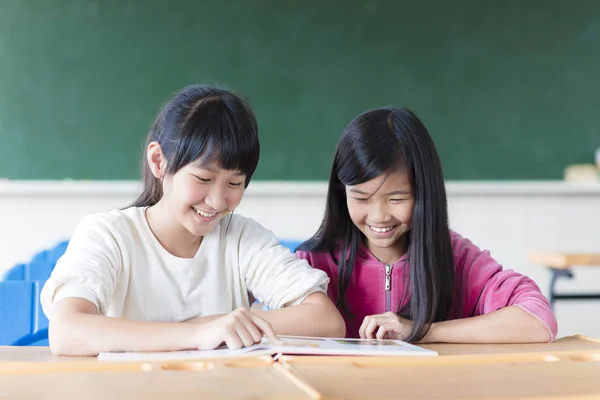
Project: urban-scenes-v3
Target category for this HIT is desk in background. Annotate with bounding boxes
[529,252,600,310]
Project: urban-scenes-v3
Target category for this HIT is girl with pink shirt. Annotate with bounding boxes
[296,107,557,343]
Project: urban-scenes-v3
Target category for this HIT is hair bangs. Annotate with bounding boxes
[167,96,259,185]
[336,109,409,187]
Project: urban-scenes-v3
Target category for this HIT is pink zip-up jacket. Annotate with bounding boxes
[296,231,557,341]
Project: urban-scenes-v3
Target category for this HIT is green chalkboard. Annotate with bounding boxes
[0,0,599,180]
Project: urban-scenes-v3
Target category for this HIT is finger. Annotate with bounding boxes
[364,318,380,339]
[237,310,265,343]
[359,316,372,339]
[376,325,388,340]
[224,333,243,350]
[234,322,259,347]
[250,313,283,344]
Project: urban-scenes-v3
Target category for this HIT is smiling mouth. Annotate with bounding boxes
[368,225,396,233]
[192,208,219,219]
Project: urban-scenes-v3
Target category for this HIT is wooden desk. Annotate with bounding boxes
[529,252,600,310]
[424,334,600,355]
[279,353,600,399]
[1,336,599,399]
[0,354,310,399]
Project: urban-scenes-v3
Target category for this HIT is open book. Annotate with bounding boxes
[98,336,437,362]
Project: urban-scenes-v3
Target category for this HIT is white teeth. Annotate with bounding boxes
[195,209,216,218]
[369,225,394,233]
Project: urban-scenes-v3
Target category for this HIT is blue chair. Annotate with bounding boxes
[2,263,26,280]
[0,281,48,346]
[279,240,303,252]
[2,240,68,282]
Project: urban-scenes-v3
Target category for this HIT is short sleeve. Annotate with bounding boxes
[40,214,122,319]
[236,218,329,309]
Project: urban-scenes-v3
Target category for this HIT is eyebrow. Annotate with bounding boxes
[191,163,246,177]
[349,188,411,196]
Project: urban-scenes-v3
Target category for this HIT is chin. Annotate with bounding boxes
[185,222,214,237]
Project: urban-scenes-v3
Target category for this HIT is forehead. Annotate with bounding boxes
[187,161,246,177]
[347,171,411,194]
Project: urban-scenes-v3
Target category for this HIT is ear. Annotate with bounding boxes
[146,141,167,179]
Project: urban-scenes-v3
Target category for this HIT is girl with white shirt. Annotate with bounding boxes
[41,84,345,356]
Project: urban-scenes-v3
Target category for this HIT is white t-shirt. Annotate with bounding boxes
[40,207,328,322]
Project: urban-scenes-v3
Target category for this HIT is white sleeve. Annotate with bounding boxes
[236,218,329,309]
[40,214,122,319]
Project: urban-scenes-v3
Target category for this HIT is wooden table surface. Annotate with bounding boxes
[1,335,599,399]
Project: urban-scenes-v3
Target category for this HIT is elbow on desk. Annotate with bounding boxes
[326,308,347,338]
[48,323,98,357]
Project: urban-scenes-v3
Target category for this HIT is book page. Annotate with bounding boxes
[98,344,273,362]
[266,336,438,356]
[98,336,436,362]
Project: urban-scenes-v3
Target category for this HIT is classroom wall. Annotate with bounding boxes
[1,180,599,339]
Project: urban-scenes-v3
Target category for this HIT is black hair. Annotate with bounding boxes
[298,107,454,342]
[132,84,259,207]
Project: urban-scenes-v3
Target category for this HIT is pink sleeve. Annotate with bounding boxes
[453,233,558,341]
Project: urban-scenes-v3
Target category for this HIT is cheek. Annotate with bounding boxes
[346,202,365,225]
[401,203,414,225]
[177,183,206,206]
[226,189,245,209]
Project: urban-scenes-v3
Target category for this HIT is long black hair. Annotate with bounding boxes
[131,84,259,207]
[297,107,454,342]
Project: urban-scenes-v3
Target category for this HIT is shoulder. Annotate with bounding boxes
[71,207,147,247]
[219,213,276,240]
[449,230,481,257]
[449,230,502,276]
[78,207,141,229]
[214,214,279,256]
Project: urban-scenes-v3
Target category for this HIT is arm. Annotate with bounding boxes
[252,292,346,337]
[425,306,550,343]
[185,293,345,337]
[50,298,280,356]
[361,234,557,343]
[236,219,345,338]
[455,234,557,342]
[49,298,198,356]
[42,214,279,356]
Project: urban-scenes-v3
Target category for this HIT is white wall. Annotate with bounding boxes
[1,180,599,339]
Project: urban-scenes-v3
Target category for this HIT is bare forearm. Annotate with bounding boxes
[184,314,223,324]
[253,293,346,337]
[425,306,551,344]
[50,313,197,356]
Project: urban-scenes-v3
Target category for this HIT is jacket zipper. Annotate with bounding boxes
[385,264,392,312]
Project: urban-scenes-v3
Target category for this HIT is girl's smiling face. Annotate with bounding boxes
[162,160,246,237]
[345,170,414,264]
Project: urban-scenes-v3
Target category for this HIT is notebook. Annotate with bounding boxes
[98,335,437,362]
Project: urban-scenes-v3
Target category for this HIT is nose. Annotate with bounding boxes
[205,185,227,211]
[368,201,389,224]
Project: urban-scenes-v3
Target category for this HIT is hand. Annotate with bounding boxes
[359,312,413,341]
[194,307,283,350]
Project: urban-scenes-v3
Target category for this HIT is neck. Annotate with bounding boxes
[145,201,202,258]
[365,236,407,265]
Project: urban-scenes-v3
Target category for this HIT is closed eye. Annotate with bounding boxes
[229,182,244,187]
[193,175,211,183]
[353,197,369,203]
